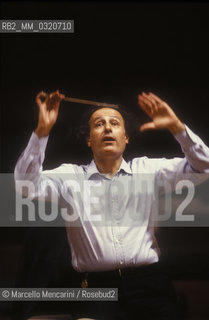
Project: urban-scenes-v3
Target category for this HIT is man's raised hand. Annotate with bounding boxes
[138,92,185,134]
[35,90,65,138]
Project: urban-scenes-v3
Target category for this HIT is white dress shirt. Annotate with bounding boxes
[14,126,209,272]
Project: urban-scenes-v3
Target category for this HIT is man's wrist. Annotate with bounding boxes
[35,127,49,138]
[168,120,185,135]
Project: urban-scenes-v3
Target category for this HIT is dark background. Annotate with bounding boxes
[1,1,209,171]
[0,1,209,319]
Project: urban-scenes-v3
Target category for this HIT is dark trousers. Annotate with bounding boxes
[70,263,182,320]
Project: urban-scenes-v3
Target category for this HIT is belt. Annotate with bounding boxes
[80,262,160,288]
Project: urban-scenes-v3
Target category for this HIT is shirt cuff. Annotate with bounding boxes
[174,124,203,150]
[25,132,49,155]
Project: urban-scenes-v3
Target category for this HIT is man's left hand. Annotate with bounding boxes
[138,92,185,134]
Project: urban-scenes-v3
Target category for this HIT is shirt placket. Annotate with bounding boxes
[110,177,125,268]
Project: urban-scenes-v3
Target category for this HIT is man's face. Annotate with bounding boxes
[87,108,129,159]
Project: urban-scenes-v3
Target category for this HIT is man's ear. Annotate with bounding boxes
[125,133,129,144]
[86,137,91,147]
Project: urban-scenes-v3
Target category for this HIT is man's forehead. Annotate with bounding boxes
[90,108,123,121]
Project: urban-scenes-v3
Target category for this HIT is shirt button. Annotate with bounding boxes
[120,260,124,265]
[116,239,120,244]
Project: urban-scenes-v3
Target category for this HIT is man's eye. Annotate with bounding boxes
[112,121,119,126]
[95,122,103,127]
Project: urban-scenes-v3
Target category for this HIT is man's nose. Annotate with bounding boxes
[104,122,112,132]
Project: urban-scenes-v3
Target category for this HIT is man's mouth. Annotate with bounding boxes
[102,136,116,142]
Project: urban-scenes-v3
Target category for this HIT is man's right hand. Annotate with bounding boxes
[35,90,65,138]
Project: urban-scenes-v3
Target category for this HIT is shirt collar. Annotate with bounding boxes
[86,158,132,179]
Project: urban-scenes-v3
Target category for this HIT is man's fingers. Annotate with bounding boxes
[138,94,154,118]
[148,92,164,104]
[139,122,156,132]
[49,90,65,99]
[37,90,65,102]
[49,91,65,106]
[142,92,158,112]
[139,92,169,116]
[36,90,65,111]
[36,91,47,107]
